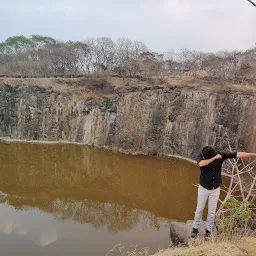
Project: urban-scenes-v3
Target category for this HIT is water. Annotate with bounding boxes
[0,141,199,256]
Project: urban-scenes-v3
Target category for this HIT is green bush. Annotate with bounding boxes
[218,197,253,235]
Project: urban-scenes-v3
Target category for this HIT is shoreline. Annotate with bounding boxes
[0,137,197,165]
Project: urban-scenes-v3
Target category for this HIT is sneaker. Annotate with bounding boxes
[191,228,199,238]
[205,229,211,239]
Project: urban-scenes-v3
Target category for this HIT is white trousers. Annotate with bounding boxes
[193,185,220,231]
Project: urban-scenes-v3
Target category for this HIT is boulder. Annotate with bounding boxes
[170,220,219,247]
[169,221,188,247]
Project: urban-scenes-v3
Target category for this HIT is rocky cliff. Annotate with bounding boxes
[0,77,255,159]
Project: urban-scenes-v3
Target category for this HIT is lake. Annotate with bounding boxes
[0,141,199,256]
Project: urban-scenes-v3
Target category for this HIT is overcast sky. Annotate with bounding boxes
[1,0,255,52]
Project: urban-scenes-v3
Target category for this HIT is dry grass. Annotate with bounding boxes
[154,237,256,256]
[107,76,124,88]
[106,237,256,256]
[237,237,256,256]
[0,76,255,98]
[0,76,123,90]
[228,83,256,92]
[0,77,119,100]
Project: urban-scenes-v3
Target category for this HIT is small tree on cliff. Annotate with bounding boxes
[215,143,256,236]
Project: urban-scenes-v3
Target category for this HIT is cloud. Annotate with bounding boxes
[16,228,27,236]
[166,0,193,20]
[2,222,57,247]
[13,3,77,16]
[34,5,47,13]
[3,223,13,234]
[54,4,77,15]
[0,0,255,52]
[3,223,27,236]
[38,234,58,247]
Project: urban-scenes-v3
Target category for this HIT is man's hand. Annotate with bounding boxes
[214,154,222,160]
[198,154,222,167]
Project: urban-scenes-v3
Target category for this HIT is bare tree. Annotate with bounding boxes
[92,37,116,72]
[115,38,148,78]
[1,34,256,80]
[216,143,256,217]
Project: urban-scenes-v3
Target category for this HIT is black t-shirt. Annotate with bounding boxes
[196,151,237,190]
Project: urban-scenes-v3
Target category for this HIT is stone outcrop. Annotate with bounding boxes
[169,221,188,246]
[169,220,217,247]
[0,81,256,159]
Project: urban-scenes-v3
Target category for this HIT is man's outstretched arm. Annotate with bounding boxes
[237,152,256,158]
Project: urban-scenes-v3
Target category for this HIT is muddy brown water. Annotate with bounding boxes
[0,141,201,256]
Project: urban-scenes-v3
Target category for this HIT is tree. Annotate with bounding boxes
[179,49,202,72]
[94,37,116,71]
[31,34,56,46]
[213,143,256,237]
[0,34,255,80]
[139,51,164,77]
[115,37,148,77]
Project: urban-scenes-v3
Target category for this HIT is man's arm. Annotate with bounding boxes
[198,154,222,167]
[237,152,256,158]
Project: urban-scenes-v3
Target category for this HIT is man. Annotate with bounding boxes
[191,146,256,238]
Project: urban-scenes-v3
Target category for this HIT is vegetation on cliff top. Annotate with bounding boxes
[0,76,255,100]
[0,35,256,85]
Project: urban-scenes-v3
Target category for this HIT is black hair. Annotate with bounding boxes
[201,146,217,159]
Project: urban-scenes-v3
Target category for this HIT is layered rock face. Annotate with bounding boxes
[0,83,255,159]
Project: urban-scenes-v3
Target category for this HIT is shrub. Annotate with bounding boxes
[217,197,253,237]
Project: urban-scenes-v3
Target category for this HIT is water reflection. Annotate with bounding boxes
[0,192,162,233]
[0,141,199,255]
[0,141,199,223]
[0,199,170,255]
[1,221,58,247]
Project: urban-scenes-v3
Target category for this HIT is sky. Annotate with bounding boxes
[1,0,255,53]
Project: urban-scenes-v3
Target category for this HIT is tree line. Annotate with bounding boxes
[0,35,255,80]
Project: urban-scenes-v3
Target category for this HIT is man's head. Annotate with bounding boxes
[201,146,217,159]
